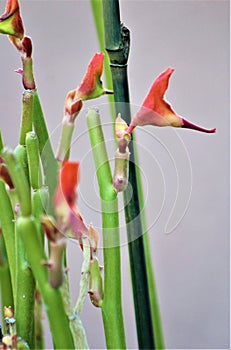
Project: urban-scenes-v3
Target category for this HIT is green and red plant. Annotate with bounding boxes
[0,0,216,349]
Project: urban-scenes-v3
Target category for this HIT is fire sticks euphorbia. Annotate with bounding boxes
[127,67,216,134]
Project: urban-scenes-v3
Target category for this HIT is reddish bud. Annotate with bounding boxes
[64,89,83,119]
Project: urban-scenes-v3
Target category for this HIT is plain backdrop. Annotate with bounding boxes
[0,0,229,349]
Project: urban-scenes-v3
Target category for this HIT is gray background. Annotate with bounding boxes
[0,0,229,349]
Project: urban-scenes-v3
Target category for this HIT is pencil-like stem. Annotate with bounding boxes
[0,236,14,334]
[87,108,126,349]
[102,1,155,348]
[17,217,75,349]
[32,91,58,216]
[19,90,34,146]
[0,181,16,299]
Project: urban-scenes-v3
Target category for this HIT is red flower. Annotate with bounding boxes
[0,0,24,39]
[127,68,216,134]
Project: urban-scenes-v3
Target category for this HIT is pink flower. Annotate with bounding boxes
[0,0,24,39]
[127,67,216,134]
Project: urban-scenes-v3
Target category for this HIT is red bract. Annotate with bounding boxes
[0,0,24,39]
[59,161,79,208]
[127,67,216,134]
[77,52,113,101]
[54,161,88,240]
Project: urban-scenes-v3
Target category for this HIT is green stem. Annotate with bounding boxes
[26,132,42,190]
[87,108,126,349]
[15,224,35,349]
[19,90,34,146]
[75,237,91,314]
[135,143,165,349]
[60,274,89,349]
[32,91,58,215]
[34,290,44,349]
[0,263,14,332]
[90,0,115,118]
[0,181,16,299]
[32,187,48,245]
[17,216,74,349]
[2,148,31,217]
[0,236,14,334]
[102,1,155,348]
[56,115,75,162]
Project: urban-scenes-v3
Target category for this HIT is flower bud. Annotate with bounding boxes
[113,138,130,192]
[115,114,130,141]
[88,258,103,307]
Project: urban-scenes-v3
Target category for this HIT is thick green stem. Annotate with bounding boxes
[56,115,75,162]
[102,1,156,348]
[87,109,126,349]
[0,181,16,299]
[17,216,74,349]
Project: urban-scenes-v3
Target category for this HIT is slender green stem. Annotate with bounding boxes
[75,237,91,314]
[0,263,14,332]
[32,188,48,245]
[19,90,34,146]
[26,132,42,190]
[90,0,115,118]
[15,223,35,349]
[17,216,74,349]
[2,148,31,217]
[32,91,58,215]
[0,236,14,333]
[56,115,75,162]
[34,290,44,349]
[14,144,30,183]
[60,274,89,349]
[102,1,156,348]
[135,143,165,349]
[87,108,126,349]
[0,181,16,298]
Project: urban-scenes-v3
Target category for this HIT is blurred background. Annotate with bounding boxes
[0,0,229,349]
